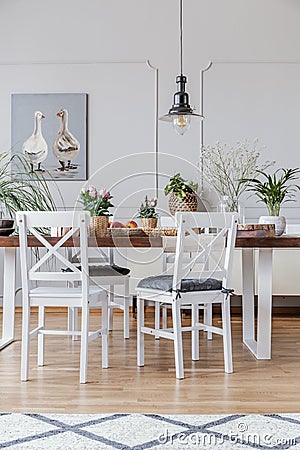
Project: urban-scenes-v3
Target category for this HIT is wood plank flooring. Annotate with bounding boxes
[0,310,300,414]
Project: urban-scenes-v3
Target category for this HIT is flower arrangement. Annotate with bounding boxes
[137,196,158,218]
[80,186,114,216]
[202,140,274,212]
[242,168,300,216]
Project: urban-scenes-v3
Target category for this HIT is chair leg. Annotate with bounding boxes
[221,298,233,373]
[172,301,184,379]
[101,294,109,368]
[123,278,130,339]
[137,296,144,367]
[67,306,73,332]
[162,306,168,329]
[154,302,160,339]
[204,303,213,340]
[68,306,80,341]
[191,303,199,361]
[21,302,30,381]
[108,286,114,331]
[37,306,45,366]
[80,304,89,384]
[69,281,79,341]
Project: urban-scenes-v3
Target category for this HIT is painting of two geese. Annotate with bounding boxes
[11,93,87,180]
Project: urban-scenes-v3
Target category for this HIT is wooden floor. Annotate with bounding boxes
[0,309,300,414]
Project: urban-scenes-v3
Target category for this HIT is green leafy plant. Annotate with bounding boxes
[0,152,57,217]
[80,186,114,216]
[164,173,198,199]
[137,196,158,218]
[242,168,300,216]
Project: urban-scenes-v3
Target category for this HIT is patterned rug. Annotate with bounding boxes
[0,413,299,449]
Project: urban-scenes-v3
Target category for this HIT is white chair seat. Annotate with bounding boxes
[30,286,103,298]
[29,286,105,308]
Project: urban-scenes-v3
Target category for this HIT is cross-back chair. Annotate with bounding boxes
[136,212,238,379]
[158,215,213,338]
[17,211,108,384]
[68,246,131,339]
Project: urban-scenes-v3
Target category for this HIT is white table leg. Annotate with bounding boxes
[257,248,273,359]
[0,248,16,350]
[242,249,256,355]
[242,247,273,359]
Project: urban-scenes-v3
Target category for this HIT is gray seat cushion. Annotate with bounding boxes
[137,275,222,292]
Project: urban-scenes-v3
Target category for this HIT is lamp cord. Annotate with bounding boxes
[180,0,183,75]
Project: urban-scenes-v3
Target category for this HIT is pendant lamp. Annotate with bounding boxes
[159,0,203,135]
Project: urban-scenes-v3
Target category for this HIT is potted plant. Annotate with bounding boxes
[164,173,198,215]
[80,186,114,237]
[137,196,158,229]
[243,168,300,235]
[0,152,57,231]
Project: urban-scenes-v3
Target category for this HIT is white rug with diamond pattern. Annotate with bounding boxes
[0,413,299,449]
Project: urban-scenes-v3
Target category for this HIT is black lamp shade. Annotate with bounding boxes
[159,75,203,122]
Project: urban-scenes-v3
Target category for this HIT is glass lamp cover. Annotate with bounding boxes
[172,114,191,135]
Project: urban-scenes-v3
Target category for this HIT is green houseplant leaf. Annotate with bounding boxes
[0,152,58,217]
[164,173,197,199]
[241,168,300,216]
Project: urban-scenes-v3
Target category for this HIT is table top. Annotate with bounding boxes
[0,235,162,248]
[1,234,300,248]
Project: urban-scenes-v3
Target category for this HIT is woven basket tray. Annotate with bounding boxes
[143,227,178,236]
[237,223,275,237]
[107,228,147,237]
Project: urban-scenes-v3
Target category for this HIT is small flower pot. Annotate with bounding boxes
[90,215,109,237]
[141,218,158,229]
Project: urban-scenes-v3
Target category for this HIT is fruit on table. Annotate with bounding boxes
[124,220,138,228]
[110,221,124,228]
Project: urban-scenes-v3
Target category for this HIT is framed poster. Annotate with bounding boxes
[11,93,87,180]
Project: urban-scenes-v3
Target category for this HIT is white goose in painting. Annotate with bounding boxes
[53,108,80,171]
[22,111,48,172]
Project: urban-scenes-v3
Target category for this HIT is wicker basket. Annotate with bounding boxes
[140,217,158,229]
[168,192,198,215]
[144,227,178,237]
[89,215,109,237]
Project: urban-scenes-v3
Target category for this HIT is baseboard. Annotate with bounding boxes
[1,300,299,317]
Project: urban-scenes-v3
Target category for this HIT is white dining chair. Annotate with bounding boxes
[136,212,238,379]
[68,247,131,339]
[159,216,213,338]
[17,211,109,384]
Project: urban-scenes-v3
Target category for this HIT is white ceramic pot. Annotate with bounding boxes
[258,215,286,236]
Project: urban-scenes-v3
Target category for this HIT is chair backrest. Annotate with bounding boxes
[17,211,90,296]
[172,212,238,292]
[160,215,207,272]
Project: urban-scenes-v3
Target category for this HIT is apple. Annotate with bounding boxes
[124,220,138,228]
[110,221,124,228]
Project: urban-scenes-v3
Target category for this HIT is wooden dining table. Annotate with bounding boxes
[1,234,300,360]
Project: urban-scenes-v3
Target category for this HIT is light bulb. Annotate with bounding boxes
[172,115,191,135]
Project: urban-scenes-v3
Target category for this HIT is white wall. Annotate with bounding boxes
[1,0,300,215]
[1,0,300,302]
